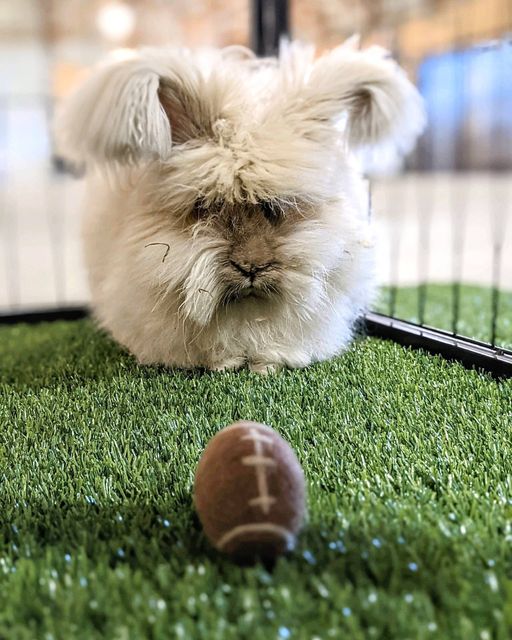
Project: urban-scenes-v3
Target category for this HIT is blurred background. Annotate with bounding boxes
[0,0,511,345]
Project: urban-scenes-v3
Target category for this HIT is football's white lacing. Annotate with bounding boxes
[241,428,277,514]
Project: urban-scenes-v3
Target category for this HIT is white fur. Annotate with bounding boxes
[56,40,425,372]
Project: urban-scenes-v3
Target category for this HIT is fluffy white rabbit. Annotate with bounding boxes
[55,40,425,372]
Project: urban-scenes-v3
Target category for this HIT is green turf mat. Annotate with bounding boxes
[0,286,511,639]
[375,284,512,349]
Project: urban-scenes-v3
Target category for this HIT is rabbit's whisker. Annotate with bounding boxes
[145,242,171,263]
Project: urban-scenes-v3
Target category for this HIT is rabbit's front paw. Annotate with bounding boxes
[211,356,246,372]
[248,361,283,375]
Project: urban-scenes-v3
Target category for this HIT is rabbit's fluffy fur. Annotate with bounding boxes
[56,40,425,373]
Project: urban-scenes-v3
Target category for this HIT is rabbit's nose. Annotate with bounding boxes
[230,260,271,281]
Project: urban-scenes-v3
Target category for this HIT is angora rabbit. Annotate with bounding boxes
[56,40,424,373]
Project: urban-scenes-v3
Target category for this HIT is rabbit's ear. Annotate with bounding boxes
[55,54,171,165]
[279,42,426,154]
[55,51,210,165]
[157,69,212,146]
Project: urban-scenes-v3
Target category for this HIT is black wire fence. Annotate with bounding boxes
[365,31,512,376]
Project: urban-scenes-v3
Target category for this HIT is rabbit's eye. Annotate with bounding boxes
[260,201,281,224]
[191,198,209,219]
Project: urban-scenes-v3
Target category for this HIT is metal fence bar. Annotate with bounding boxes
[488,39,509,346]
[449,11,469,335]
[252,0,289,56]
[416,175,435,326]
[490,239,503,347]
[0,96,22,309]
[488,173,509,347]
[386,178,405,318]
[44,97,68,306]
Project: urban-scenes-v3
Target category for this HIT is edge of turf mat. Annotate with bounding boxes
[364,312,512,379]
[3,304,510,379]
[0,305,88,325]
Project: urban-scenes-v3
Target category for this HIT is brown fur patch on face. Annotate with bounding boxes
[219,201,306,262]
[208,201,303,305]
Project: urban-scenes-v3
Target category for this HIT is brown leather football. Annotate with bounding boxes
[194,421,306,561]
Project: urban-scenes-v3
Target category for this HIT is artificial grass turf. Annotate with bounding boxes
[0,285,511,639]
